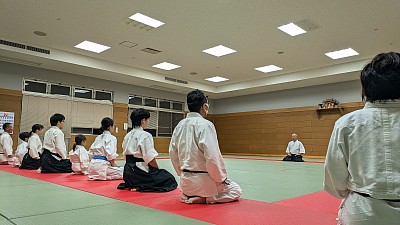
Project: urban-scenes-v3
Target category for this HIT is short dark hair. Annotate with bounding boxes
[50,113,65,126]
[30,124,44,136]
[361,52,400,102]
[19,132,30,141]
[2,122,11,130]
[73,134,87,150]
[131,108,150,128]
[100,117,114,133]
[187,89,208,113]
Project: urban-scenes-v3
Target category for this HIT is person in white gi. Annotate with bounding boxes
[0,123,13,165]
[69,134,90,175]
[88,117,123,180]
[283,133,305,162]
[40,114,72,173]
[20,124,44,170]
[169,89,242,204]
[324,52,400,225]
[11,132,30,167]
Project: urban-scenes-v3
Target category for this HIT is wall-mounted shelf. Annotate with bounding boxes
[316,107,344,119]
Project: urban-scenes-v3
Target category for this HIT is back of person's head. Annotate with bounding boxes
[19,132,30,141]
[2,122,11,131]
[100,117,114,133]
[131,108,150,128]
[73,134,87,150]
[30,124,44,136]
[50,113,65,126]
[187,89,208,113]
[361,52,400,102]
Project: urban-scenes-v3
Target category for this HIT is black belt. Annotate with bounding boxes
[354,192,400,202]
[182,169,208,173]
[125,155,145,163]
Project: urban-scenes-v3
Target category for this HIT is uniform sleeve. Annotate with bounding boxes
[139,135,158,164]
[105,136,118,160]
[79,148,90,168]
[324,124,350,199]
[54,131,67,159]
[299,142,305,154]
[29,138,41,159]
[169,129,181,176]
[286,142,290,154]
[199,123,227,183]
[3,135,13,156]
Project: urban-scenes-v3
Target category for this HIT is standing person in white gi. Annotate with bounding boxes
[20,124,44,170]
[169,89,242,204]
[119,108,177,192]
[282,133,305,162]
[40,114,72,173]
[88,117,123,180]
[0,123,14,164]
[324,52,400,225]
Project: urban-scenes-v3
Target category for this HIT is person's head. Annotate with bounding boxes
[360,52,400,102]
[31,124,44,136]
[73,134,87,150]
[187,89,209,117]
[2,123,13,134]
[19,132,30,142]
[291,133,298,141]
[100,117,114,133]
[50,113,65,128]
[131,108,150,129]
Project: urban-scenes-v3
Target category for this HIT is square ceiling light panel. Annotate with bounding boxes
[152,62,181,71]
[255,65,282,73]
[202,45,237,57]
[74,40,110,53]
[277,23,307,36]
[325,48,359,59]
[129,13,165,28]
[205,76,229,83]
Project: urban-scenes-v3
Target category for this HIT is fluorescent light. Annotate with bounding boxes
[74,40,110,53]
[205,76,229,83]
[152,62,181,71]
[202,45,237,57]
[277,23,306,36]
[255,65,282,73]
[325,48,359,59]
[129,13,165,28]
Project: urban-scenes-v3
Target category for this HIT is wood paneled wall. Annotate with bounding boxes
[0,88,22,148]
[208,102,365,157]
[113,102,129,154]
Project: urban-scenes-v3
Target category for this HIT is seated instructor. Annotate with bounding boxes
[169,89,242,204]
[282,133,305,162]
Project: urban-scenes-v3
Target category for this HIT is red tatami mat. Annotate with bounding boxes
[0,166,338,225]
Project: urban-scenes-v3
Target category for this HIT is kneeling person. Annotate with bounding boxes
[20,124,44,170]
[119,108,177,192]
[282,133,305,162]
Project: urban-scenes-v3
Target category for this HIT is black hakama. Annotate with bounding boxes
[40,149,72,173]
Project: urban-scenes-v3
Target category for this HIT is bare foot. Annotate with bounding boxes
[130,188,137,192]
[180,194,189,203]
[184,196,207,204]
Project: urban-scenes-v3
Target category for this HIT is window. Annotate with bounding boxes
[50,84,71,96]
[144,98,157,107]
[158,111,172,136]
[24,80,47,93]
[74,88,92,99]
[159,100,171,109]
[172,113,184,131]
[95,90,112,101]
[172,102,184,111]
[129,96,143,105]
[71,127,92,134]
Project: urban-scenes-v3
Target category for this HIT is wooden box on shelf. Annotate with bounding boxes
[316,106,344,119]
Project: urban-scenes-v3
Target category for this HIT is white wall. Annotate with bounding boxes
[0,61,186,104]
[212,80,362,114]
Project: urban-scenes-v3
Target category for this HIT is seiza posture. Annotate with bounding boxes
[20,124,44,170]
[11,132,30,167]
[282,133,305,162]
[0,123,14,164]
[69,134,90,175]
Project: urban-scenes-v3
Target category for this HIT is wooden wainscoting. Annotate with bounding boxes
[0,88,22,148]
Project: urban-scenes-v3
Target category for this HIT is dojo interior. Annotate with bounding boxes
[0,1,399,224]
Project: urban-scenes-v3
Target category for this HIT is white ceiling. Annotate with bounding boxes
[0,0,399,99]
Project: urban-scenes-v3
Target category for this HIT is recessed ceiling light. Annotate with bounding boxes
[202,45,237,57]
[255,65,282,73]
[33,31,47,37]
[74,40,110,53]
[205,76,229,83]
[129,13,165,28]
[325,48,359,59]
[152,62,181,71]
[277,23,306,36]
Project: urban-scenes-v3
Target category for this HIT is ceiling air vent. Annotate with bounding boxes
[165,76,177,82]
[26,46,50,54]
[149,85,176,92]
[0,39,26,49]
[0,39,50,55]
[177,79,188,84]
[165,76,188,85]
[295,19,321,32]
[141,48,162,54]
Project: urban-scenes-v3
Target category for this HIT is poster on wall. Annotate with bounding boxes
[0,112,14,134]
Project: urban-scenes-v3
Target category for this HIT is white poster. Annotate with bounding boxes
[0,112,14,134]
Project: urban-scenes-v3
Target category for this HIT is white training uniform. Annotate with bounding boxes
[28,133,43,159]
[43,126,67,160]
[122,127,158,172]
[0,132,13,164]
[88,131,123,180]
[69,145,90,174]
[286,140,305,155]
[324,100,400,225]
[11,142,28,167]
[169,112,242,204]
